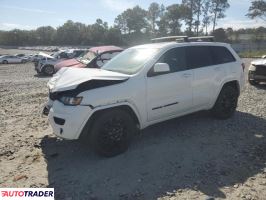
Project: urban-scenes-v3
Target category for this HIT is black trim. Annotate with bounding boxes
[49,79,128,101]
[54,117,65,125]
[152,102,179,110]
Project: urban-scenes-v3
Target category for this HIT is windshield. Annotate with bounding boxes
[102,48,159,75]
[77,51,96,64]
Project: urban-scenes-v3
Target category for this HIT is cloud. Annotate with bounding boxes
[0,5,55,14]
[217,18,266,29]
[101,0,136,11]
[0,23,36,31]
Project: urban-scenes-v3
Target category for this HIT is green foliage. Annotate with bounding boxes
[0,1,265,46]
[247,0,266,21]
[239,50,266,58]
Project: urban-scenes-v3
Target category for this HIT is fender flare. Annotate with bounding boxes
[78,101,143,139]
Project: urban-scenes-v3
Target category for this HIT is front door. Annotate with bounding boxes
[146,47,193,122]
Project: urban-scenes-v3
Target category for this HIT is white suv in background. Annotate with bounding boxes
[44,36,245,157]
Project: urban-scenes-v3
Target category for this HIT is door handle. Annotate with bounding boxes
[182,73,192,78]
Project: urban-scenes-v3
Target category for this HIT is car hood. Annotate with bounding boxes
[251,59,266,66]
[39,52,54,59]
[48,67,130,92]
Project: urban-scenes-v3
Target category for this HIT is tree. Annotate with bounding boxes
[194,0,204,36]
[36,26,56,45]
[182,0,195,35]
[202,0,211,35]
[212,28,228,42]
[147,2,161,35]
[115,6,148,34]
[114,14,128,34]
[164,4,183,35]
[210,0,230,32]
[247,0,266,21]
[156,4,168,36]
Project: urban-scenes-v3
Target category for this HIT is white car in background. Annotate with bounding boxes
[0,55,27,64]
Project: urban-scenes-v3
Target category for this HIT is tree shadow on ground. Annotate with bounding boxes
[41,111,266,200]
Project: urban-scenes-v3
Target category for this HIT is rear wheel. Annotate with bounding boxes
[248,72,259,85]
[89,109,136,157]
[211,85,238,119]
[2,60,8,64]
[249,79,259,85]
[42,65,54,76]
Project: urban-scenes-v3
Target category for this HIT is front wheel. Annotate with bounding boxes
[42,65,54,76]
[211,85,238,119]
[2,60,8,64]
[248,78,259,86]
[89,109,136,157]
[248,72,259,85]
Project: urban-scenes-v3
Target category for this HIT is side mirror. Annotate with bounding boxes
[153,63,170,73]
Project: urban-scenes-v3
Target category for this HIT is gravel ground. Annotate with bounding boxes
[0,49,266,200]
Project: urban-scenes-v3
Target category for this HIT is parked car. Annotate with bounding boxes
[15,53,25,57]
[248,55,266,85]
[44,36,245,157]
[54,46,123,72]
[0,55,27,64]
[35,49,86,75]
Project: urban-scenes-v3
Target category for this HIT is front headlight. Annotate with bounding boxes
[59,96,83,106]
[249,64,256,71]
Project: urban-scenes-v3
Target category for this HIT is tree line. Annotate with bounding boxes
[0,0,265,46]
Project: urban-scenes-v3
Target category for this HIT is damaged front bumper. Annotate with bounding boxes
[42,99,92,140]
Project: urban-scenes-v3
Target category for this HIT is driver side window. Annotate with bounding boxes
[157,47,187,73]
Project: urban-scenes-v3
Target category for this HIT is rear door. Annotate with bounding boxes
[146,47,193,121]
[186,45,226,108]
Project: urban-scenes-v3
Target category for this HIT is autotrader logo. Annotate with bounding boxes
[0,188,54,199]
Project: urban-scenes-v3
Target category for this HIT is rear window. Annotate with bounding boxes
[186,45,236,69]
[210,46,236,65]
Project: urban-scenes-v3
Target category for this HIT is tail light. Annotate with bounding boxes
[241,63,245,72]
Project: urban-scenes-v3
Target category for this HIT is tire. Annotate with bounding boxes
[42,65,54,76]
[248,72,259,85]
[211,85,238,119]
[248,78,259,86]
[89,109,136,157]
[2,60,8,64]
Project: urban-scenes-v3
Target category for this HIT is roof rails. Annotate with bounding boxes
[151,35,215,43]
[151,36,188,42]
[188,36,215,42]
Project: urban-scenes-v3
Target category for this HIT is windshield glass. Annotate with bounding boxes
[102,48,159,75]
[77,51,96,64]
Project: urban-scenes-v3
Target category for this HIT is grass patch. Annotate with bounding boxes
[239,50,266,58]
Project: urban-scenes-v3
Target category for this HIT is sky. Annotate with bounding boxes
[0,0,265,31]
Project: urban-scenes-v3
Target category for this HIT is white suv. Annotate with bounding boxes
[44,37,245,157]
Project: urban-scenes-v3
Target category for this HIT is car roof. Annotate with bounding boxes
[89,46,123,54]
[131,41,230,50]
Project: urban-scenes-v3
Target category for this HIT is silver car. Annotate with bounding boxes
[0,55,26,64]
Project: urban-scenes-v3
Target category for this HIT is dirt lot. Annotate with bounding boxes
[0,48,266,200]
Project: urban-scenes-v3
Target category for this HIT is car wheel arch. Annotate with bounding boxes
[79,103,141,140]
[213,80,240,106]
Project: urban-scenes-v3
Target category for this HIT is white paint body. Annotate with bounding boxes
[46,42,245,140]
[0,55,24,63]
